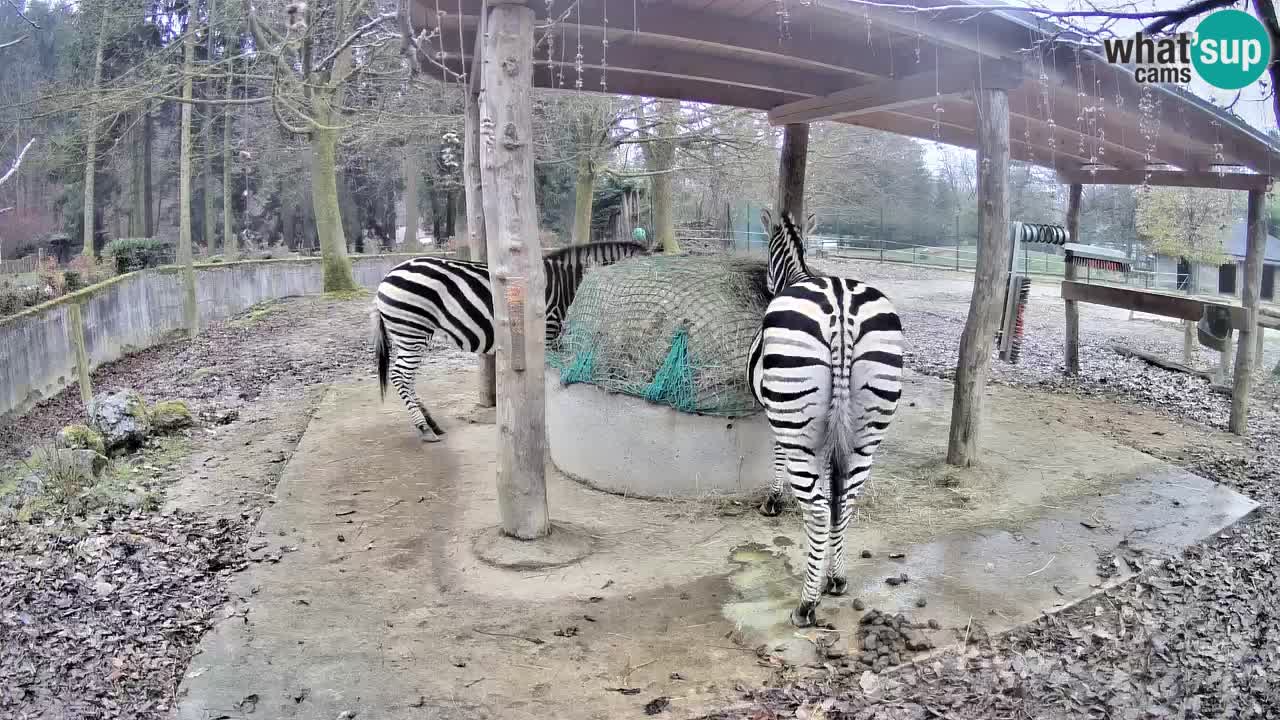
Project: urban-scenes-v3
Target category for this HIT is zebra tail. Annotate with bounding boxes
[374,309,390,401]
[823,386,858,531]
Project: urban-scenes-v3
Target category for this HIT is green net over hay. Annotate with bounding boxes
[548,255,770,417]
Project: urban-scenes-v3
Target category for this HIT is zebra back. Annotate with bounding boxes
[542,241,649,339]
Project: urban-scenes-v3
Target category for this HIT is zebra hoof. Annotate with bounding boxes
[418,430,442,443]
[790,602,817,628]
[823,576,848,597]
[758,495,783,517]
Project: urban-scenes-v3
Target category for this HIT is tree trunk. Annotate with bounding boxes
[648,100,680,253]
[143,102,154,236]
[179,27,198,335]
[130,112,147,237]
[946,88,1011,467]
[310,120,357,291]
[223,70,235,258]
[203,121,216,254]
[430,188,443,244]
[402,150,418,244]
[82,19,108,257]
[479,1,549,540]
[464,90,496,407]
[445,189,455,241]
[571,150,595,244]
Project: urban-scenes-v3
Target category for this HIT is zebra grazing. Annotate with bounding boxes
[746,210,904,628]
[373,241,651,441]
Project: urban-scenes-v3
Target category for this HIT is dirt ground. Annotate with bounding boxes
[1,259,1277,719]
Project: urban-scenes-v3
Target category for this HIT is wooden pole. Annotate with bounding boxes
[1229,187,1268,434]
[946,87,1011,468]
[1063,183,1082,375]
[1183,320,1195,366]
[67,303,92,410]
[464,48,496,408]
[479,0,550,539]
[776,123,809,222]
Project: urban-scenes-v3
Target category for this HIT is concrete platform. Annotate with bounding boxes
[173,367,1257,720]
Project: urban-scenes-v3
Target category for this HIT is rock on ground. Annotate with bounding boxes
[87,389,151,456]
[56,424,106,456]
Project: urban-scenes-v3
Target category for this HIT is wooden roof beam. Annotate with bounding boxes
[1056,168,1273,191]
[810,1,1014,60]
[767,59,1022,126]
[851,109,1089,172]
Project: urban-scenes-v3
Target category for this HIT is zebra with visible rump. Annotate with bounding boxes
[747,210,904,628]
[373,241,651,441]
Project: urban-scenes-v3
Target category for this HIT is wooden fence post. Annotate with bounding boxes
[67,303,92,410]
[1063,183,1082,375]
[464,31,496,409]
[946,86,1011,467]
[1229,187,1268,433]
[479,0,550,540]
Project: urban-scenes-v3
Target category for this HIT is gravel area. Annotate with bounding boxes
[700,259,1280,719]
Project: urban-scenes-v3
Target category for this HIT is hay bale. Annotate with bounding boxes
[548,254,769,416]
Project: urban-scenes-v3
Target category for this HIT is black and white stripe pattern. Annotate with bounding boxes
[373,241,650,441]
[747,210,905,628]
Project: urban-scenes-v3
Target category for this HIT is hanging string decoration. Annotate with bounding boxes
[600,0,609,91]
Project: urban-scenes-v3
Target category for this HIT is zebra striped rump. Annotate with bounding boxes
[373,241,650,441]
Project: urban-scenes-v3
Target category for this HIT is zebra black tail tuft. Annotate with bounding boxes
[374,308,390,401]
[823,387,858,530]
[828,443,847,530]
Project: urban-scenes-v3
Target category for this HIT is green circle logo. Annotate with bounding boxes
[1192,9,1273,90]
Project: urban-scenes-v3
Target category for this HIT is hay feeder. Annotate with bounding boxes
[545,255,775,498]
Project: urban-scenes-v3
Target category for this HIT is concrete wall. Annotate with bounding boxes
[0,254,431,419]
[545,373,770,498]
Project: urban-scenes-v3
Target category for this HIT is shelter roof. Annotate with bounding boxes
[409,0,1280,181]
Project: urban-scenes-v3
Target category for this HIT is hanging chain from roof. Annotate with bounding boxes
[574,1,583,90]
[544,0,555,87]
[914,13,921,65]
[932,45,943,141]
[776,0,791,42]
[1093,66,1105,173]
[600,0,608,91]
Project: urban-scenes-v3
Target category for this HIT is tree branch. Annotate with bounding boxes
[0,34,25,51]
[1252,0,1280,128]
[316,11,398,72]
[4,0,39,29]
[0,137,36,188]
[1143,0,1238,34]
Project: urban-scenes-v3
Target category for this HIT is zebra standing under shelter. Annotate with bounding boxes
[747,210,905,628]
[373,241,651,441]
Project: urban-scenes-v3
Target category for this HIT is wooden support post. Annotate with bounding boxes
[1063,183,1082,376]
[1183,320,1195,366]
[464,66,496,408]
[947,88,1011,467]
[479,0,550,539]
[775,123,809,223]
[1229,188,1268,434]
[67,303,92,410]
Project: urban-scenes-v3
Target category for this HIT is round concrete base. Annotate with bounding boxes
[473,522,594,570]
[545,374,772,498]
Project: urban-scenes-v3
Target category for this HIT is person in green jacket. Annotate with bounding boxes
[631,226,647,245]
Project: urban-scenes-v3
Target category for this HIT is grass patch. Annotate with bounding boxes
[229,299,284,327]
[324,287,370,301]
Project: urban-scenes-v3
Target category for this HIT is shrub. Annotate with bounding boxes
[104,237,174,274]
[65,255,109,288]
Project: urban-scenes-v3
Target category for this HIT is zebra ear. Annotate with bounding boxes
[805,213,817,238]
[760,208,773,233]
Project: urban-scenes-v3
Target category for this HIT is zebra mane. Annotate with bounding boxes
[764,209,814,295]
[543,241,649,264]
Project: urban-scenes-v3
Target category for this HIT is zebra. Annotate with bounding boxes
[373,241,652,441]
[746,209,905,628]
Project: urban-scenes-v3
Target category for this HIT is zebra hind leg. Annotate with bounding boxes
[758,441,787,517]
[388,339,443,442]
[789,455,831,628]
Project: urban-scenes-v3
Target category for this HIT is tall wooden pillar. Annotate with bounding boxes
[1229,187,1268,434]
[946,87,1011,467]
[1063,183,1083,375]
[479,0,550,539]
[464,33,496,408]
[776,123,809,223]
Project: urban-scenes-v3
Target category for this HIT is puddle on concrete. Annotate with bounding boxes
[722,542,824,664]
